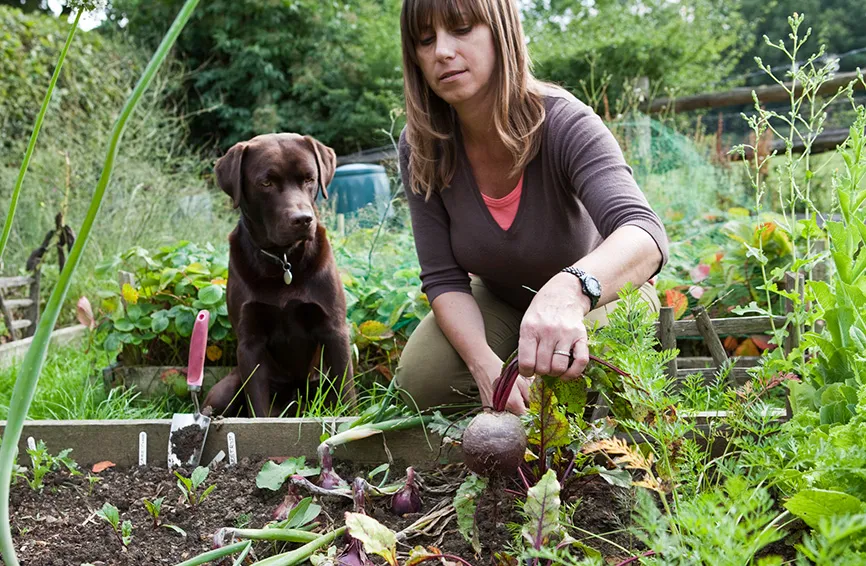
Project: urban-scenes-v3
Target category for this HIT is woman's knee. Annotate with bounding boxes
[394,313,477,410]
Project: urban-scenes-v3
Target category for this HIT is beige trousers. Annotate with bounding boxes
[394,277,660,411]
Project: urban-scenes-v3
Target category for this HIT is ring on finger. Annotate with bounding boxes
[552,350,572,357]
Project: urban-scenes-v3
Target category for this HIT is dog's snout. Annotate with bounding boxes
[290,211,314,227]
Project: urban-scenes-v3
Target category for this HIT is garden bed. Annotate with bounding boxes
[10,454,638,565]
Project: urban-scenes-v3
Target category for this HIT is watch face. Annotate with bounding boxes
[584,276,602,297]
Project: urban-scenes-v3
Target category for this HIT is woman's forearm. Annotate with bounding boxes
[557,225,663,310]
[430,291,503,402]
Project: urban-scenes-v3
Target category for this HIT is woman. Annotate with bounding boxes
[395,0,668,415]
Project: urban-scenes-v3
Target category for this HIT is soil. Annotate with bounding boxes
[169,423,207,465]
[10,458,643,566]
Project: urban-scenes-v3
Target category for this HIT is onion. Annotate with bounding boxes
[317,444,348,489]
[391,467,422,515]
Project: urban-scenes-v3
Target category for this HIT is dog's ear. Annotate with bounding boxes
[215,142,247,208]
[304,135,336,200]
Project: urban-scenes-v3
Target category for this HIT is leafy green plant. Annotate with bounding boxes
[143,496,164,527]
[175,466,216,507]
[22,440,80,492]
[142,495,188,536]
[0,2,201,562]
[630,477,787,565]
[96,502,133,547]
[658,209,795,321]
[93,241,234,367]
[256,457,320,492]
[453,473,487,554]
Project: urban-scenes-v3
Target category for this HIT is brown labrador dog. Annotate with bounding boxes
[203,133,355,417]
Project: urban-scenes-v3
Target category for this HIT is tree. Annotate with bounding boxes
[522,0,750,110]
[105,0,404,155]
[733,0,866,85]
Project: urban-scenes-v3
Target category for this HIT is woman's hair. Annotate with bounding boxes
[400,0,548,199]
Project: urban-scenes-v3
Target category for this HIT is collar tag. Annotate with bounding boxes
[260,249,293,285]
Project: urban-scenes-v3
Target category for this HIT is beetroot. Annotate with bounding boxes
[462,411,528,476]
[461,356,528,477]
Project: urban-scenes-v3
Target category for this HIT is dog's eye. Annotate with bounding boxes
[304,177,316,185]
[260,180,272,187]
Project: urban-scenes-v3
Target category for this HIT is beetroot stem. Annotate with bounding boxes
[492,354,637,413]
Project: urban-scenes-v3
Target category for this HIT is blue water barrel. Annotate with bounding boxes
[324,163,392,218]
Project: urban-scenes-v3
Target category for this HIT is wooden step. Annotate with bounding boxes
[655,315,787,338]
[0,276,34,290]
[4,298,33,309]
[10,319,32,330]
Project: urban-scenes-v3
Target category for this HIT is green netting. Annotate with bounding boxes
[609,115,742,224]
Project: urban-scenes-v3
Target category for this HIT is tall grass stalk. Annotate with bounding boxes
[0,9,83,269]
[0,2,200,563]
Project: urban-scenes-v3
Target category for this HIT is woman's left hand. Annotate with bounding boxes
[518,273,591,380]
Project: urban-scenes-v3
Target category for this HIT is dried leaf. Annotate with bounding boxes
[91,461,115,473]
[206,344,223,362]
[733,337,760,357]
[665,289,688,319]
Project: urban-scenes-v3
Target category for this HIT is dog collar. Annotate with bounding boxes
[259,249,293,285]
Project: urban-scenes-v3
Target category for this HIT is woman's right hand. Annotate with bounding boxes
[473,356,529,415]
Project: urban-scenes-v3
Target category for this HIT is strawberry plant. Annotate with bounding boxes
[91,241,235,367]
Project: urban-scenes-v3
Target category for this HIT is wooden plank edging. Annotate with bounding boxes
[0,324,87,370]
[0,417,448,470]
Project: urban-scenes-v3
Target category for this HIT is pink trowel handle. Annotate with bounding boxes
[187,310,210,390]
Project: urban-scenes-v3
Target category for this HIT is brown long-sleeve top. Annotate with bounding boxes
[399,88,669,312]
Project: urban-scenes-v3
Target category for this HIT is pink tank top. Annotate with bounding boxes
[481,174,523,230]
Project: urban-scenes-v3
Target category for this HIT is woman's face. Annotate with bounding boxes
[414,16,496,110]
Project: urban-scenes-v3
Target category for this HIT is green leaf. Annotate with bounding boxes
[256,458,320,491]
[160,268,179,290]
[598,468,632,488]
[528,377,570,450]
[549,376,588,415]
[784,489,864,529]
[344,512,398,566]
[284,497,321,529]
[453,473,487,554]
[788,381,817,414]
[175,309,196,337]
[151,312,170,334]
[191,466,209,489]
[97,502,120,528]
[162,524,187,537]
[198,284,224,305]
[200,484,217,503]
[521,469,562,549]
[121,520,133,545]
[819,401,855,425]
[113,318,135,332]
[126,304,142,322]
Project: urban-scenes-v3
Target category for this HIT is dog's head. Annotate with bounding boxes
[215,133,336,249]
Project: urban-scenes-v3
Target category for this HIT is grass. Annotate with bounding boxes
[0,341,395,421]
[0,344,187,420]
